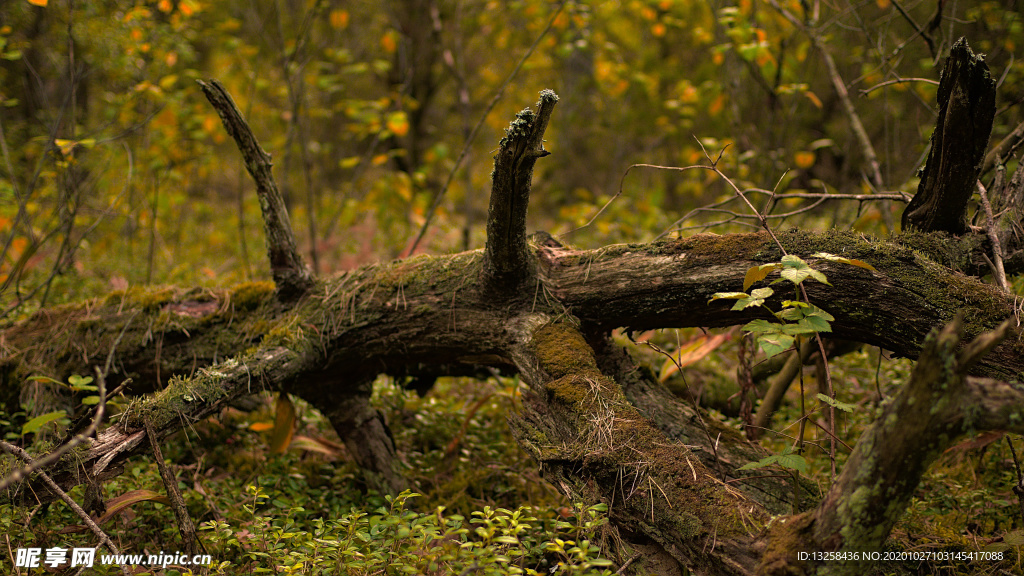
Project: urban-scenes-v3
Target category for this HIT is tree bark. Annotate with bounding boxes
[901,38,996,234]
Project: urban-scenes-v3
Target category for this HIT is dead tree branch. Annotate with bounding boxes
[198,79,312,300]
[483,90,558,292]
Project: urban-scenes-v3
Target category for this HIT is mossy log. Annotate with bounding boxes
[3,227,1023,574]
[4,75,1024,575]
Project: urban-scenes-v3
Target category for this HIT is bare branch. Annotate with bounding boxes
[198,79,312,300]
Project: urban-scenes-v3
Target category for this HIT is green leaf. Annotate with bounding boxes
[738,457,773,471]
[68,374,96,391]
[81,395,101,406]
[709,292,748,301]
[739,448,804,471]
[21,411,67,436]
[758,333,794,358]
[734,287,774,310]
[778,303,833,333]
[804,304,834,322]
[1003,529,1024,546]
[711,289,773,311]
[778,307,805,322]
[741,319,779,334]
[816,393,856,413]
[774,452,808,473]
[779,255,830,286]
[780,322,820,336]
[798,314,832,333]
[743,263,781,291]
[811,252,877,272]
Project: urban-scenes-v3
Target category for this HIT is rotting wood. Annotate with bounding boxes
[901,38,996,234]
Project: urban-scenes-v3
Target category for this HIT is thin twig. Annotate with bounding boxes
[615,552,642,575]
[638,337,725,480]
[1006,435,1024,525]
[889,0,937,58]
[859,77,939,95]
[145,419,201,556]
[975,180,1009,291]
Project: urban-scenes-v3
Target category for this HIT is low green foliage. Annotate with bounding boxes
[199,490,614,575]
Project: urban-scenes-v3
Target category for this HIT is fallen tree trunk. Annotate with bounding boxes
[3,223,1023,573]
[3,40,1024,575]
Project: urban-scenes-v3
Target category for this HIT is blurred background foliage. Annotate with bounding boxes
[1,0,1021,318]
[2,1,1024,573]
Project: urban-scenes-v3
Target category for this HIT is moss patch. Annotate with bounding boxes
[758,512,816,575]
[532,323,600,379]
[230,281,276,311]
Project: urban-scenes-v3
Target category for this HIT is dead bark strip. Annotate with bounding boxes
[901,38,996,234]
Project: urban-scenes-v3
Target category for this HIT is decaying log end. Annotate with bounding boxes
[901,38,996,235]
[483,90,558,293]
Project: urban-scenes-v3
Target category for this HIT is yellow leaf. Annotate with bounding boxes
[709,93,726,116]
[386,111,409,137]
[97,490,171,525]
[371,154,388,166]
[157,0,172,13]
[381,31,397,54]
[329,9,349,30]
[803,91,823,109]
[202,114,219,135]
[680,83,698,104]
[339,156,360,169]
[794,151,816,169]
[268,394,296,454]
[27,0,48,6]
[651,23,666,37]
[743,263,781,291]
[249,421,273,432]
[158,74,178,90]
[846,259,877,271]
[54,139,78,156]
